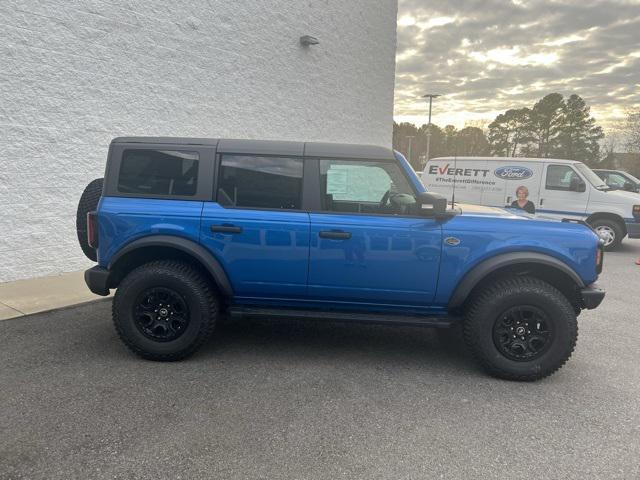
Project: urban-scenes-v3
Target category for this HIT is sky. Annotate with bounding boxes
[393,0,640,134]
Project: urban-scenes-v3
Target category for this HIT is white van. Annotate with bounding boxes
[421,157,640,250]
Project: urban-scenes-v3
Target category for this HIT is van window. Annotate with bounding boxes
[118,150,199,196]
[217,155,303,209]
[319,159,417,215]
[545,165,581,191]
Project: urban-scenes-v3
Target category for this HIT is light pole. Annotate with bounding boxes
[406,135,415,166]
[422,93,441,163]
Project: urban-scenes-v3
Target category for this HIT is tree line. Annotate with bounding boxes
[394,93,606,170]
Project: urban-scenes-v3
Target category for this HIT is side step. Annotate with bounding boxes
[227,306,457,328]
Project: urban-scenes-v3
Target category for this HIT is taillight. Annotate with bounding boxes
[87,211,99,249]
[596,240,604,274]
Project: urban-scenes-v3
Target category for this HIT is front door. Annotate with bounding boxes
[201,154,310,299]
[539,163,589,220]
[307,158,442,308]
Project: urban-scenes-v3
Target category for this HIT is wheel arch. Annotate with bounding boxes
[107,235,233,297]
[448,252,585,312]
[586,211,627,236]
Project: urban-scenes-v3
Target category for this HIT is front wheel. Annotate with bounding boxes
[589,218,623,251]
[113,260,218,361]
[463,276,577,381]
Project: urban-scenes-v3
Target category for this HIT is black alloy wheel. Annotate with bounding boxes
[134,287,190,342]
[492,306,553,361]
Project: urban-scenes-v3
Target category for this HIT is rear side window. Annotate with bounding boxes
[118,149,199,196]
[217,155,303,210]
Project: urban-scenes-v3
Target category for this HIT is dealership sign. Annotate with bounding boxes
[494,166,534,180]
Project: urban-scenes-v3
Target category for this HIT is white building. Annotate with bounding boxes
[0,1,398,282]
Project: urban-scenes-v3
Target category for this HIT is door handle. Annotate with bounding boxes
[319,230,351,240]
[539,198,544,206]
[211,224,242,234]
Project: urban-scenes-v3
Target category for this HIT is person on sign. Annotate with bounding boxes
[511,185,535,214]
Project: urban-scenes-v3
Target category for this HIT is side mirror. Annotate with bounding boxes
[624,181,635,192]
[570,176,586,192]
[417,192,447,217]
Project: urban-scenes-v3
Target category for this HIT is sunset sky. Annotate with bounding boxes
[393,0,640,133]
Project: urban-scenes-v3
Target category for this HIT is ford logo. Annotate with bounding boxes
[494,166,534,180]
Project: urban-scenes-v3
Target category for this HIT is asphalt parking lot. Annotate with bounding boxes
[1,242,639,480]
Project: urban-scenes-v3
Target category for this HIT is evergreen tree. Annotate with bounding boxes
[557,94,604,163]
[488,108,532,156]
[528,93,565,157]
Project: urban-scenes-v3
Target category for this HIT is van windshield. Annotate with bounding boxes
[575,163,609,190]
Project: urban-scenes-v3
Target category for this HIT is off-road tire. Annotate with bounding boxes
[589,218,623,251]
[463,276,577,381]
[113,260,218,361]
[76,178,104,261]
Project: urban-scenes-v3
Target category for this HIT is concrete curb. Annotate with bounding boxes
[0,270,112,321]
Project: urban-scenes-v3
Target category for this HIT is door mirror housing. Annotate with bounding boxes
[570,176,586,192]
[417,192,447,217]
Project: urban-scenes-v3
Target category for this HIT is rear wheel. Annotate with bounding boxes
[589,218,623,251]
[113,260,218,361]
[463,276,577,381]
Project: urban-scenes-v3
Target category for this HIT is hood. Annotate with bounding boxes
[456,203,523,217]
[455,203,572,224]
[601,189,640,201]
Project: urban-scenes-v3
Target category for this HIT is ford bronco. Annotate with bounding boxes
[78,137,605,381]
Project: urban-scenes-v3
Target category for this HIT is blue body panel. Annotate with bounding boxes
[307,213,441,306]
[97,197,203,267]
[434,209,599,305]
[97,174,600,314]
[200,203,310,298]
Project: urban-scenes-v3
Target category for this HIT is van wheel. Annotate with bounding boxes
[76,178,104,261]
[589,218,623,251]
[113,260,218,361]
[463,276,577,381]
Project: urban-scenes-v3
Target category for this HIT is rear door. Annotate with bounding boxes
[200,144,310,299]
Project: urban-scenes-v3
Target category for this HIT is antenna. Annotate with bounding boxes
[451,146,458,207]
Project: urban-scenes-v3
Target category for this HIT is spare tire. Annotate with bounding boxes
[76,178,104,261]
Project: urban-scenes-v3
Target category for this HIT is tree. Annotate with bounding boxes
[528,93,565,157]
[625,107,640,153]
[556,94,604,164]
[488,108,532,156]
[455,126,490,156]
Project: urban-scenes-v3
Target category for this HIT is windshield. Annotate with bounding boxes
[575,163,608,189]
[622,171,640,184]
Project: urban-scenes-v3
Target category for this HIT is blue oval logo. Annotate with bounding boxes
[494,166,533,180]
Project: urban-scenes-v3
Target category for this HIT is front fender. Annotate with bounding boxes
[446,251,585,309]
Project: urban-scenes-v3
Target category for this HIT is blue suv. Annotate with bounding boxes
[78,137,605,381]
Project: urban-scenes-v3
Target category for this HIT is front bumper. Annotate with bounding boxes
[580,283,605,310]
[626,221,640,239]
[84,266,111,296]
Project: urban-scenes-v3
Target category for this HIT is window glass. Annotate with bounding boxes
[607,173,627,187]
[320,159,417,215]
[118,150,199,196]
[545,165,581,191]
[574,163,607,188]
[217,155,303,209]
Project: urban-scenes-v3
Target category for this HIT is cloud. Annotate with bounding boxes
[394,0,640,131]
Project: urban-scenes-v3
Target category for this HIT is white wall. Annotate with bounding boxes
[0,0,398,282]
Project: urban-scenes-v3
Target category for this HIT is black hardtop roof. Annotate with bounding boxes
[111,137,395,161]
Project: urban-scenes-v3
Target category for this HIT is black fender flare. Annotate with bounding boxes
[447,252,585,309]
[108,235,233,297]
